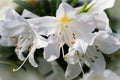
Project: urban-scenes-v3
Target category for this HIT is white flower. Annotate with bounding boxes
[76,0,115,32]
[34,2,97,61]
[88,0,115,32]
[82,70,120,80]
[64,30,120,79]
[64,46,106,79]
[0,9,48,71]
[0,0,17,20]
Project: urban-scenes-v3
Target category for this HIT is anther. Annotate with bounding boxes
[65,26,68,28]
[52,34,55,36]
[94,56,98,59]
[90,58,95,63]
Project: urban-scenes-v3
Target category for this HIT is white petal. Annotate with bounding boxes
[94,31,120,54]
[65,63,81,80]
[95,11,109,30]
[64,48,79,64]
[103,70,120,80]
[28,46,38,67]
[0,37,16,46]
[85,46,106,72]
[88,0,115,12]
[56,2,76,19]
[73,33,96,53]
[44,42,60,62]
[22,9,38,18]
[35,36,48,48]
[15,48,25,61]
[71,13,96,35]
[84,70,120,80]
[29,16,57,36]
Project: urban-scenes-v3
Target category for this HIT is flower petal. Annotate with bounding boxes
[85,46,106,72]
[88,0,115,12]
[65,63,81,80]
[22,9,38,18]
[95,11,109,30]
[28,16,57,36]
[94,31,120,54]
[70,13,96,35]
[35,36,48,48]
[73,33,96,53]
[44,41,60,62]
[56,2,76,19]
[64,48,79,64]
[28,45,38,67]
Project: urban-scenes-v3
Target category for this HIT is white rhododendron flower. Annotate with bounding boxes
[64,46,106,79]
[0,9,48,71]
[82,70,120,80]
[34,2,97,61]
[64,30,120,79]
[76,0,115,32]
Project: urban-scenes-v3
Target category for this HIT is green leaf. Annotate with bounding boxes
[0,58,17,66]
[71,0,78,7]
[49,0,62,16]
[77,3,88,14]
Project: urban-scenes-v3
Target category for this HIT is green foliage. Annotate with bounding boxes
[14,0,62,16]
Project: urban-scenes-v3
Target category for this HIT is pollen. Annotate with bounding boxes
[58,13,74,22]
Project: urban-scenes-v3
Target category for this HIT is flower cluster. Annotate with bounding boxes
[0,0,120,79]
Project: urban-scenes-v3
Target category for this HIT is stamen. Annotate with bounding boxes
[72,33,76,39]
[96,49,100,52]
[71,40,75,44]
[20,37,23,39]
[65,26,68,28]
[78,61,85,80]
[28,38,31,40]
[53,34,55,36]
[62,45,65,58]
[11,36,17,39]
[13,53,31,72]
[94,56,98,59]
[94,45,98,48]
[90,58,95,63]
[59,32,61,35]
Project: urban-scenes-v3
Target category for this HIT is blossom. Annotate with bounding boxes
[64,30,120,79]
[0,9,48,71]
[64,46,106,79]
[82,69,120,80]
[34,2,97,61]
[76,0,115,32]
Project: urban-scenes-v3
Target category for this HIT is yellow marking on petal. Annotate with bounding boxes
[58,13,74,23]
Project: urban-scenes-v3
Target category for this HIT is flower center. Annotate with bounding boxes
[58,13,74,23]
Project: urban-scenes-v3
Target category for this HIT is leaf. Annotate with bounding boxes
[49,0,62,16]
[0,58,17,66]
[0,46,15,58]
